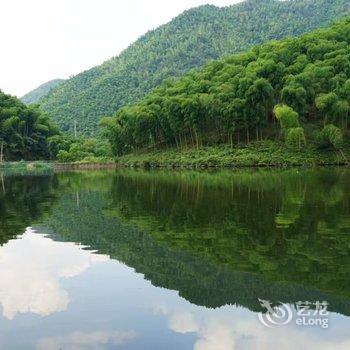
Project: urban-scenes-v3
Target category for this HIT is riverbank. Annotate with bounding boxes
[1,141,349,171]
[54,162,117,171]
[0,161,117,172]
[116,141,350,168]
[0,161,53,171]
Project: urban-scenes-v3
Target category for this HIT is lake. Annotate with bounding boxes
[0,168,349,349]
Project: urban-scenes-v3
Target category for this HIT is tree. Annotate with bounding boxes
[223,98,246,147]
[317,124,343,150]
[315,92,339,125]
[281,84,307,115]
[286,127,306,150]
[273,105,300,130]
[0,91,59,160]
[246,78,274,140]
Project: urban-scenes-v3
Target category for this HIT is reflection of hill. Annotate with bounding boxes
[108,170,350,296]
[0,173,58,245]
[41,169,350,315]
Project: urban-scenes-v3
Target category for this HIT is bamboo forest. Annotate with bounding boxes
[1,0,350,349]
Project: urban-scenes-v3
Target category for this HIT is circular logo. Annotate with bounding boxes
[258,300,293,328]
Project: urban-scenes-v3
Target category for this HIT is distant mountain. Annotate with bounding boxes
[39,0,350,135]
[21,79,65,105]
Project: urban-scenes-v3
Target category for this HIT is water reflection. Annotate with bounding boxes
[37,330,137,350]
[0,173,57,244]
[0,227,108,319]
[38,169,350,314]
[0,168,350,349]
[164,308,350,350]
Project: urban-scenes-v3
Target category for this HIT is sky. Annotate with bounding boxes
[1,0,242,97]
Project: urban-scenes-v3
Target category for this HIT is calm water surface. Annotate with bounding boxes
[0,168,350,349]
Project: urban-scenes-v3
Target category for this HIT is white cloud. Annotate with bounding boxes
[37,330,137,350]
[0,227,108,320]
[169,311,199,334]
[194,320,236,350]
[165,307,350,350]
[150,303,169,316]
[168,313,236,350]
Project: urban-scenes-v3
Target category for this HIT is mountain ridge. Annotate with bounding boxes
[39,0,350,135]
[21,79,65,105]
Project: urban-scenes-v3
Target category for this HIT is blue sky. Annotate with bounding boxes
[1,0,241,97]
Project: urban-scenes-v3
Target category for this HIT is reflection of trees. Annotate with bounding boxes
[42,169,350,315]
[2,169,349,314]
[0,173,58,245]
[105,169,350,294]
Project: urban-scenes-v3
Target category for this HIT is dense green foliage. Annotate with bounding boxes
[48,135,112,162]
[104,19,350,157]
[318,123,344,149]
[40,0,350,135]
[0,91,59,161]
[21,79,65,105]
[116,142,349,168]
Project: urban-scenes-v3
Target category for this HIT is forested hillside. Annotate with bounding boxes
[21,79,65,105]
[0,91,59,161]
[103,19,350,160]
[40,0,350,135]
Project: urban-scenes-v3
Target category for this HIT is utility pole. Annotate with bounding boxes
[74,120,77,138]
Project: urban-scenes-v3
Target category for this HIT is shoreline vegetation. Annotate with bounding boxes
[115,141,350,168]
[0,160,117,172]
[1,140,349,170]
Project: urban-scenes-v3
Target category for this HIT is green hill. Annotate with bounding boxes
[21,79,65,105]
[39,0,350,135]
[102,18,350,167]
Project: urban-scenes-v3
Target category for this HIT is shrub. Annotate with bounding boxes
[317,124,343,150]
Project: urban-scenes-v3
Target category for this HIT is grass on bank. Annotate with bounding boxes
[0,157,115,173]
[0,161,55,176]
[0,160,53,171]
[1,140,349,170]
[116,141,350,168]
